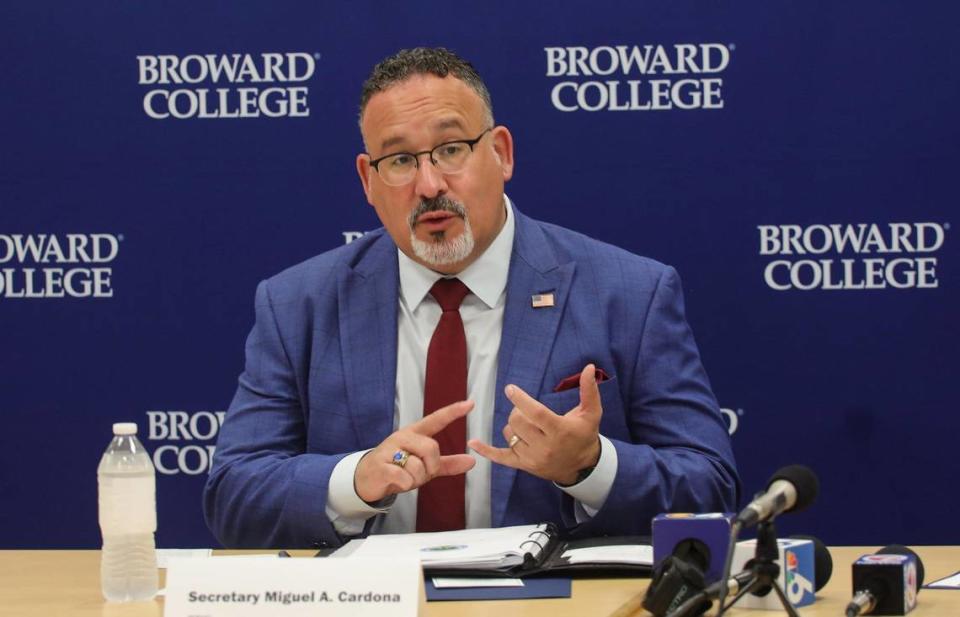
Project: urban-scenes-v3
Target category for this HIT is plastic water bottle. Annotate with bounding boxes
[97,422,158,602]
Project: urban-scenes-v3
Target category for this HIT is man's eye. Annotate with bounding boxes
[389,154,415,168]
[437,143,467,158]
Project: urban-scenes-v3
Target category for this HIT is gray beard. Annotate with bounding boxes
[407,197,475,267]
[410,217,475,267]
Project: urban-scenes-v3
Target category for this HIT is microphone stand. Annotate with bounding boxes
[716,520,800,617]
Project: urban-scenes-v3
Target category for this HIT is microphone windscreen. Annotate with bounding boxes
[769,465,819,512]
[789,534,833,591]
[878,544,925,588]
[673,538,711,573]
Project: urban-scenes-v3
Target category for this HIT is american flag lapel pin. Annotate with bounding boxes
[531,292,555,308]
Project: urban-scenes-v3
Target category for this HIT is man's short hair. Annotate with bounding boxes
[359,47,494,129]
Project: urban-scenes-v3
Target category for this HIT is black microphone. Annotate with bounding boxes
[789,534,833,592]
[667,568,755,617]
[642,539,711,617]
[846,545,925,617]
[734,465,819,527]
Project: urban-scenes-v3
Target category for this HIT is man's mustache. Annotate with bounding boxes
[408,196,467,228]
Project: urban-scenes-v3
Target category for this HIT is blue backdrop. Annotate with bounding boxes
[1,1,956,548]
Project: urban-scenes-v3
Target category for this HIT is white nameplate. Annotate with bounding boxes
[164,555,421,617]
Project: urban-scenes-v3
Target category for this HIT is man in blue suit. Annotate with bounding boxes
[204,48,739,548]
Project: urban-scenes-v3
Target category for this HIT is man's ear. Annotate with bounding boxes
[491,126,514,182]
[356,153,374,205]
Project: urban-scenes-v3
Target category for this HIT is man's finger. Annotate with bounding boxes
[467,439,520,468]
[409,400,474,437]
[507,407,546,443]
[381,463,415,495]
[437,453,476,477]
[578,363,602,417]
[390,432,441,477]
[503,384,560,433]
[399,453,428,487]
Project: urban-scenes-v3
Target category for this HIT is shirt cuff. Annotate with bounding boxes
[555,434,618,522]
[325,450,391,536]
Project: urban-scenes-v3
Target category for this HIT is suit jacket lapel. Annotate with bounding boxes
[338,233,399,449]
[491,210,575,527]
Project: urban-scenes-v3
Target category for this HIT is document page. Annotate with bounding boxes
[561,544,653,565]
[349,524,548,569]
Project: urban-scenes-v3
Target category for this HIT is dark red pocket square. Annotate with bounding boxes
[553,367,610,392]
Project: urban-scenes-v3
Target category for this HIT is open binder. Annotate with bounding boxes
[348,523,652,578]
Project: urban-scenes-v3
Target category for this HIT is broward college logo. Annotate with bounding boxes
[137,52,317,119]
[0,233,120,299]
[147,410,225,475]
[759,222,947,290]
[545,43,731,112]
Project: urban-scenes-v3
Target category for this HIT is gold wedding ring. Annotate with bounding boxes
[508,434,522,449]
[391,449,410,468]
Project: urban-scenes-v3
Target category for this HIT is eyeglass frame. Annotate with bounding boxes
[366,128,493,185]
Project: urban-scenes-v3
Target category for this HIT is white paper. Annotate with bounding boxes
[432,577,524,588]
[157,548,212,568]
[164,556,420,617]
[330,539,364,558]
[926,571,960,589]
[350,524,548,569]
[214,554,279,560]
[561,544,653,565]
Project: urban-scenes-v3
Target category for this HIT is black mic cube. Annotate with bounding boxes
[851,553,919,615]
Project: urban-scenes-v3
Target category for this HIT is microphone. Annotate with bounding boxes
[643,549,710,617]
[668,568,757,617]
[645,514,734,617]
[652,513,734,583]
[790,534,833,592]
[734,465,819,527]
[668,537,833,617]
[846,545,925,617]
[730,535,832,609]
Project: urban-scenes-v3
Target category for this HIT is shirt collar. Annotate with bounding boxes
[398,195,515,310]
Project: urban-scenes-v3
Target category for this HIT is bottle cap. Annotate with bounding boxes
[112,422,138,435]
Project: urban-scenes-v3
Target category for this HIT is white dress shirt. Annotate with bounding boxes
[325,197,618,536]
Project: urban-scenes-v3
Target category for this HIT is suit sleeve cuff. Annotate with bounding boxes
[325,450,390,535]
[556,434,618,520]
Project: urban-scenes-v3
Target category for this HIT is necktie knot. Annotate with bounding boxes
[430,278,470,312]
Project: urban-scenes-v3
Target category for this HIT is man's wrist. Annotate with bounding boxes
[328,450,388,520]
[558,437,602,486]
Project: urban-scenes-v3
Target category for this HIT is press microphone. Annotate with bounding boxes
[846,545,925,617]
[643,548,710,617]
[668,536,833,617]
[730,535,833,610]
[790,534,833,593]
[734,465,819,527]
[644,514,735,617]
[666,569,755,617]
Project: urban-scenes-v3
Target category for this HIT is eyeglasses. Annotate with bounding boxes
[368,128,492,187]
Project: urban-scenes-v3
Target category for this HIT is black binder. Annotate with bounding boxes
[423,524,652,579]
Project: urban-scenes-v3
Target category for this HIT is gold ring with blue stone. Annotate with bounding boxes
[391,449,410,468]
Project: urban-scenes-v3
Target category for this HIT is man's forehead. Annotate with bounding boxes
[377,117,469,151]
[361,74,486,152]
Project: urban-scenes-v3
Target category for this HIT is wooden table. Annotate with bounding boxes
[0,547,956,616]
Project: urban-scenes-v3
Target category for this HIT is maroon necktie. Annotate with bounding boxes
[416,278,470,532]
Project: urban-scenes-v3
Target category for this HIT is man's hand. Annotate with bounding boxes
[468,364,603,485]
[354,400,476,503]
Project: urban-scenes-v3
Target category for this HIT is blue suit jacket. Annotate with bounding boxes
[204,207,739,548]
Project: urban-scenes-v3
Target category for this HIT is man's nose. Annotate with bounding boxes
[413,157,448,199]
